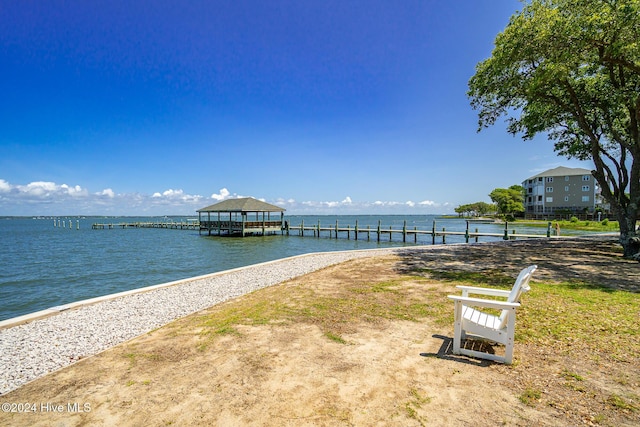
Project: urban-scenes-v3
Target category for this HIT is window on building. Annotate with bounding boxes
[582,175,590,181]
[565,186,569,191]
[538,177,543,182]
[546,187,553,192]
[546,177,554,182]
[538,196,542,202]
[582,196,590,202]
[528,197,532,203]
[565,176,569,181]
[546,197,553,203]
[564,196,569,202]
[582,185,590,191]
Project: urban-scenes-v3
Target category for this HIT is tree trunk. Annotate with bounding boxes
[617,207,640,260]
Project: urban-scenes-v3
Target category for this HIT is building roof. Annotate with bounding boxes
[197,197,285,213]
[525,166,592,181]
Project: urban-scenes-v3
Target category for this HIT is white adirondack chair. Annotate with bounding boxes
[447,265,537,364]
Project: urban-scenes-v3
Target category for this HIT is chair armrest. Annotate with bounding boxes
[448,295,521,310]
[455,285,511,298]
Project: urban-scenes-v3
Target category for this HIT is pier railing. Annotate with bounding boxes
[89,218,562,244]
[285,219,560,244]
[91,221,199,230]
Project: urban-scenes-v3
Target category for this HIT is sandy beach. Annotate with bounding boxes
[0,236,638,426]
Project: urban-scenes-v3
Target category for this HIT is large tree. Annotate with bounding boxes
[490,186,525,218]
[468,0,640,259]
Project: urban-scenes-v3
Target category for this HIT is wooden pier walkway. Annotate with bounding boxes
[285,219,560,244]
[91,221,200,230]
[90,218,562,244]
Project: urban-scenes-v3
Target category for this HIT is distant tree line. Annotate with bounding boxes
[454,202,495,218]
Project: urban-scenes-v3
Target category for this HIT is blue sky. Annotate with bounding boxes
[0,0,591,216]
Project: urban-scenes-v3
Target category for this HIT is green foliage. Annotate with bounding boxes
[468,0,640,256]
[489,185,525,216]
[454,201,495,217]
[570,216,579,223]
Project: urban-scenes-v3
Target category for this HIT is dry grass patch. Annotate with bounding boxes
[187,256,451,349]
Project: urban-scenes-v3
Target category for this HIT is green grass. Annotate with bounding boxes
[519,387,541,405]
[607,394,639,411]
[518,280,639,360]
[404,388,431,426]
[560,369,585,382]
[515,219,619,232]
[324,331,348,344]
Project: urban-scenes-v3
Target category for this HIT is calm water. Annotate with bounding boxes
[0,215,578,321]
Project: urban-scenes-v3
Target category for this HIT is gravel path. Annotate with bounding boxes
[0,248,403,395]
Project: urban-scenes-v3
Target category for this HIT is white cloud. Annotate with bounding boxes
[18,181,58,196]
[151,188,203,204]
[97,188,115,198]
[372,200,402,207]
[60,184,88,197]
[0,179,451,216]
[0,179,12,193]
[274,198,296,206]
[301,196,355,209]
[210,188,230,201]
[11,181,89,198]
[153,189,184,198]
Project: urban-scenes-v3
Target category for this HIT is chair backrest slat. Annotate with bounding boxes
[497,265,537,329]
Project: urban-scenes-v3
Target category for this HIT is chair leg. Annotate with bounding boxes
[452,301,462,355]
[504,307,516,364]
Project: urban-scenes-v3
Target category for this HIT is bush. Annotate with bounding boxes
[570,216,579,223]
[601,218,609,226]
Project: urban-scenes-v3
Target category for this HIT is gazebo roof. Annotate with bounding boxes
[197,197,285,213]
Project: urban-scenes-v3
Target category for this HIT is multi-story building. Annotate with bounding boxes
[522,166,598,216]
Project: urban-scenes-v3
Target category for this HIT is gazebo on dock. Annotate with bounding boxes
[197,197,286,236]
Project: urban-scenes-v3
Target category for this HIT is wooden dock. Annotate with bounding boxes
[91,221,200,230]
[90,218,562,244]
[285,219,560,244]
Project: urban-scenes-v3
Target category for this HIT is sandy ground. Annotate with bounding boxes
[0,236,638,426]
